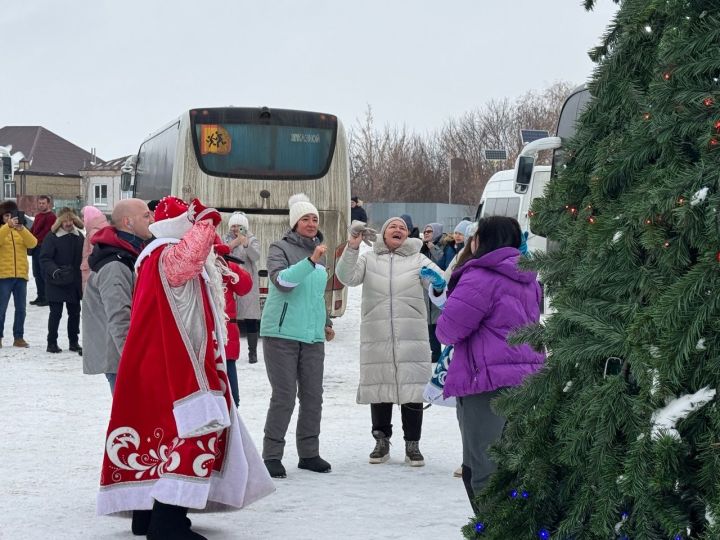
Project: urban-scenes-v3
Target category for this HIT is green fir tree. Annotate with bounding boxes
[465,1,720,538]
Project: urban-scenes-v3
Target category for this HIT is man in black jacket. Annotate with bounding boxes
[350,196,368,223]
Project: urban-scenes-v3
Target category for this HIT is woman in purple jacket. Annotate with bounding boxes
[435,216,545,511]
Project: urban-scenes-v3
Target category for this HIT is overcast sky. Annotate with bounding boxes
[2,0,618,160]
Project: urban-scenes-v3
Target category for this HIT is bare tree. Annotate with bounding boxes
[349,81,573,205]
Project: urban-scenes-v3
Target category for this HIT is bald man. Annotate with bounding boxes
[82,199,154,394]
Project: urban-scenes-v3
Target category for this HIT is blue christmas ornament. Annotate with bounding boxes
[522,490,530,499]
[621,511,629,520]
[538,528,550,539]
[674,536,682,540]
[475,522,485,533]
[510,489,518,498]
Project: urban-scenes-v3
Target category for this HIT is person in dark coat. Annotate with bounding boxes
[39,207,85,354]
[401,214,420,239]
[350,196,368,223]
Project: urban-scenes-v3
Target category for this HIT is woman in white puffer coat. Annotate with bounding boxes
[335,217,446,467]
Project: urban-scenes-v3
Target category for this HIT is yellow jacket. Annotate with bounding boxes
[0,224,38,280]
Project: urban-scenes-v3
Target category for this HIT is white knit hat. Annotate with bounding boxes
[288,193,319,229]
[228,211,249,229]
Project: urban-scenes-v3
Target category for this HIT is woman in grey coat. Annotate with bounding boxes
[335,217,446,467]
[224,211,262,363]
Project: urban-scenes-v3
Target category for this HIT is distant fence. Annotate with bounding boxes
[362,202,478,232]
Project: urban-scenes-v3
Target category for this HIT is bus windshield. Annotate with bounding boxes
[190,108,337,180]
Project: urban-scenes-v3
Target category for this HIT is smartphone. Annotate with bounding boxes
[12,210,25,224]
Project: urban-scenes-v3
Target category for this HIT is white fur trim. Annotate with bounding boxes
[135,237,180,271]
[173,393,230,438]
[149,213,192,239]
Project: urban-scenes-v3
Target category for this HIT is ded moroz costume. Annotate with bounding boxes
[96,196,274,537]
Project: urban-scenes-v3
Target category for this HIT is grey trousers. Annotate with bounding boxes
[262,336,325,460]
[456,389,506,494]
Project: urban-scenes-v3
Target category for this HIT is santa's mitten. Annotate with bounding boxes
[188,198,221,227]
[214,243,231,257]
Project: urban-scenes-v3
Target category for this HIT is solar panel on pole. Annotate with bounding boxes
[484,149,507,161]
[520,129,550,144]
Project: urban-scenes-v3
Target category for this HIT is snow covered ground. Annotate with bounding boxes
[0,264,470,539]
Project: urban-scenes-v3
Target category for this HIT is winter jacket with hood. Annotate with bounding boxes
[335,219,444,404]
[82,226,144,375]
[0,223,37,280]
[39,213,85,304]
[260,230,330,344]
[436,247,545,397]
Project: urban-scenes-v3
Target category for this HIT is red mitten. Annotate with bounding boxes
[214,243,231,257]
[187,198,221,227]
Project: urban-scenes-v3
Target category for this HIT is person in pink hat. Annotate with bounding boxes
[79,205,109,291]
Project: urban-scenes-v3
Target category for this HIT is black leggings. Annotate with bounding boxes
[238,319,259,333]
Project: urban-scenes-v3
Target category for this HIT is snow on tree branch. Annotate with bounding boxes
[650,387,716,440]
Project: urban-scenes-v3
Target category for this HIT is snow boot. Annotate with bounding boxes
[298,456,332,473]
[69,342,82,355]
[131,510,152,535]
[404,440,425,467]
[47,342,61,353]
[264,459,287,478]
[247,332,258,364]
[146,501,205,540]
[369,430,390,464]
[462,464,479,514]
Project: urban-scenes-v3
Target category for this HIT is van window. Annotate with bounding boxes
[483,197,520,218]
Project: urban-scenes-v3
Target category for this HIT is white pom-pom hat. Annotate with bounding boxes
[228,211,249,229]
[288,193,319,229]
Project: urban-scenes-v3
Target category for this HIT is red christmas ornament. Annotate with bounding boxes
[678,196,686,205]
[663,241,670,248]
[716,251,720,263]
[714,120,720,131]
[644,218,652,225]
[704,97,715,107]
[570,207,578,215]
[662,71,672,81]
[642,112,652,121]
[527,210,536,218]
[587,216,596,224]
[711,137,719,147]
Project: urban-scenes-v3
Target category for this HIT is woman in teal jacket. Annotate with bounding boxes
[260,194,334,479]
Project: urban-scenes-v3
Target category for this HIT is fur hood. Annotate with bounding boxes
[51,207,84,233]
[0,200,18,216]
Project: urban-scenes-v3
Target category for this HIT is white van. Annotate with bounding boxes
[477,165,550,254]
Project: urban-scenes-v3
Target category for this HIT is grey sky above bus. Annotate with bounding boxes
[2,1,618,160]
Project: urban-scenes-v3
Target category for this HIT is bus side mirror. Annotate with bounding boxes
[514,156,534,194]
[120,171,133,192]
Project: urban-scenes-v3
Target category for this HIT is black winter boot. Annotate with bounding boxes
[404,440,425,467]
[69,342,82,355]
[247,332,258,363]
[131,510,152,535]
[298,456,332,473]
[264,459,287,478]
[47,342,62,353]
[462,464,479,514]
[146,501,205,539]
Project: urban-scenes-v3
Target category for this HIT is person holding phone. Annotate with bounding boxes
[260,194,334,479]
[0,200,37,348]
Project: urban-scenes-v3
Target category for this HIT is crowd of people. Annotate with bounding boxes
[1,192,546,537]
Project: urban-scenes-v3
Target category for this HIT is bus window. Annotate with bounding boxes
[190,109,337,180]
[135,122,180,202]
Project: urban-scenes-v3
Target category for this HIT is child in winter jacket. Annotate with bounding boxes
[435,216,545,512]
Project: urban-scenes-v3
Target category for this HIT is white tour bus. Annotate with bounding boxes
[120,106,350,317]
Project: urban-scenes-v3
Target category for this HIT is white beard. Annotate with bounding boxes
[204,252,240,344]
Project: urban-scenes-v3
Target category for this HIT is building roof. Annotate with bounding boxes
[80,155,131,172]
[0,126,104,176]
